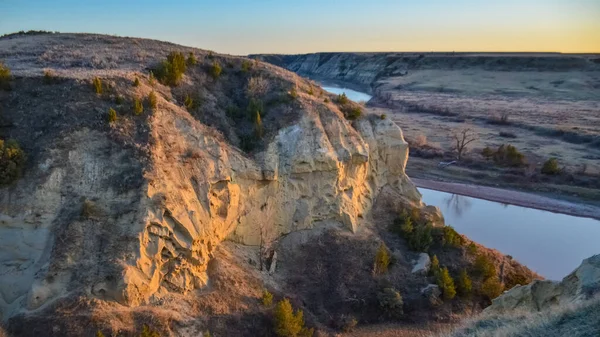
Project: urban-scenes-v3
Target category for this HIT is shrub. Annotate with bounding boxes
[481,146,494,160]
[474,254,496,279]
[467,242,478,255]
[43,70,56,84]
[324,97,329,103]
[377,287,404,318]
[436,267,456,300]
[430,255,440,276]
[203,332,211,337]
[373,243,391,275]
[133,77,140,87]
[307,85,314,96]
[0,62,11,90]
[345,106,362,120]
[93,77,103,94]
[0,139,25,186]
[339,315,358,332]
[107,108,117,123]
[441,226,463,248]
[133,98,144,115]
[262,289,273,306]
[187,52,197,66]
[241,60,252,73]
[184,94,195,110]
[380,114,387,120]
[115,95,124,105]
[457,269,473,297]
[541,158,560,175]
[148,71,156,86]
[494,144,525,167]
[254,111,264,139]
[273,298,312,337]
[210,61,222,79]
[336,93,349,105]
[140,325,160,337]
[96,331,105,337]
[288,87,298,99]
[247,76,269,98]
[481,276,504,300]
[247,98,264,120]
[408,223,433,252]
[155,51,187,86]
[148,91,158,110]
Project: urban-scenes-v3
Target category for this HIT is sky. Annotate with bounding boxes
[1,0,599,55]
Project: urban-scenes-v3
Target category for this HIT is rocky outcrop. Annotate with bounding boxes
[411,253,431,275]
[485,254,600,313]
[0,34,422,321]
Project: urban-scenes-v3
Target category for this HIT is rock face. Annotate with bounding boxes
[485,254,600,313]
[0,33,421,320]
[411,253,431,275]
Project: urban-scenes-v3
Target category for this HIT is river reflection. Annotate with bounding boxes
[419,188,600,280]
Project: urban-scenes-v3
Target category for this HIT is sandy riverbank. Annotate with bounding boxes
[412,178,600,221]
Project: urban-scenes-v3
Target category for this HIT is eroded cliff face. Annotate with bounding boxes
[0,34,421,320]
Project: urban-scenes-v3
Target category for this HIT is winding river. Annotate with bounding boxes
[320,84,600,280]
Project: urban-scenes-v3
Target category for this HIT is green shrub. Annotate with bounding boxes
[336,93,349,105]
[408,223,433,252]
[96,331,105,337]
[0,139,25,186]
[155,51,187,86]
[262,289,273,306]
[43,70,56,84]
[442,226,463,248]
[541,158,560,175]
[210,61,222,79]
[339,315,358,332]
[184,94,195,110]
[203,332,211,337]
[140,325,160,337]
[380,114,387,120]
[307,85,314,96]
[115,95,124,105]
[148,91,158,110]
[474,254,496,279]
[430,254,440,276]
[273,298,313,337]
[467,242,478,255]
[247,98,264,119]
[148,71,156,86]
[241,60,252,73]
[457,269,473,297]
[481,276,504,300]
[436,267,456,300]
[93,77,103,94]
[324,97,329,103]
[133,98,144,115]
[133,77,140,87]
[0,62,11,90]
[492,144,526,167]
[289,87,298,99]
[373,243,391,275]
[254,111,264,139]
[377,287,404,318]
[187,52,197,66]
[482,146,494,160]
[345,106,362,120]
[107,108,117,123]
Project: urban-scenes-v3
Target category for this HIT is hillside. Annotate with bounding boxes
[0,33,538,337]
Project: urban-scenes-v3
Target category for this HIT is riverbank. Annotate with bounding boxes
[413,178,600,221]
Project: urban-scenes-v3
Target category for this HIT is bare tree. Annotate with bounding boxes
[451,127,478,161]
[246,76,269,98]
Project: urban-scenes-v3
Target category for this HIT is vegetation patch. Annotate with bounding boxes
[541,158,560,175]
[154,51,187,86]
[482,144,526,167]
[0,139,25,186]
[0,62,11,90]
[273,298,313,337]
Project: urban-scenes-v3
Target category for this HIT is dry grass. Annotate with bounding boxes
[442,297,600,337]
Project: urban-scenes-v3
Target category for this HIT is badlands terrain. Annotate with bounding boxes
[256,52,600,210]
[0,32,598,337]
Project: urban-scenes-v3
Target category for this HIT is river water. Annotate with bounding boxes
[321,86,372,102]
[419,188,600,280]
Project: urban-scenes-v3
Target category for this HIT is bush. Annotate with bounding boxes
[241,60,252,73]
[262,289,273,306]
[148,71,156,86]
[481,276,504,300]
[210,61,222,79]
[391,210,413,238]
[273,298,313,337]
[133,98,144,115]
[373,243,391,275]
[441,226,463,248]
[474,254,496,279]
[96,331,105,337]
[345,107,362,120]
[115,95,124,105]
[392,209,432,252]
[377,287,404,317]
[380,114,387,120]
[457,269,473,297]
[43,70,57,84]
[133,77,140,87]
[408,223,433,252]
[307,85,314,96]
[0,139,25,186]
[541,158,560,175]
[148,91,158,110]
[288,87,298,99]
[107,108,117,123]
[430,254,440,276]
[93,77,103,94]
[254,111,264,139]
[324,97,329,103]
[0,62,11,90]
[184,94,196,110]
[339,315,358,332]
[336,93,349,105]
[140,325,160,337]
[187,52,197,66]
[155,51,187,86]
[436,267,456,300]
[481,146,494,160]
[467,242,478,255]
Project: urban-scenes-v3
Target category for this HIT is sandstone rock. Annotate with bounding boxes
[485,254,600,313]
[411,253,431,275]
[421,284,442,306]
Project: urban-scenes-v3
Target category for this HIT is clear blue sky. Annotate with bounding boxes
[1,0,598,55]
